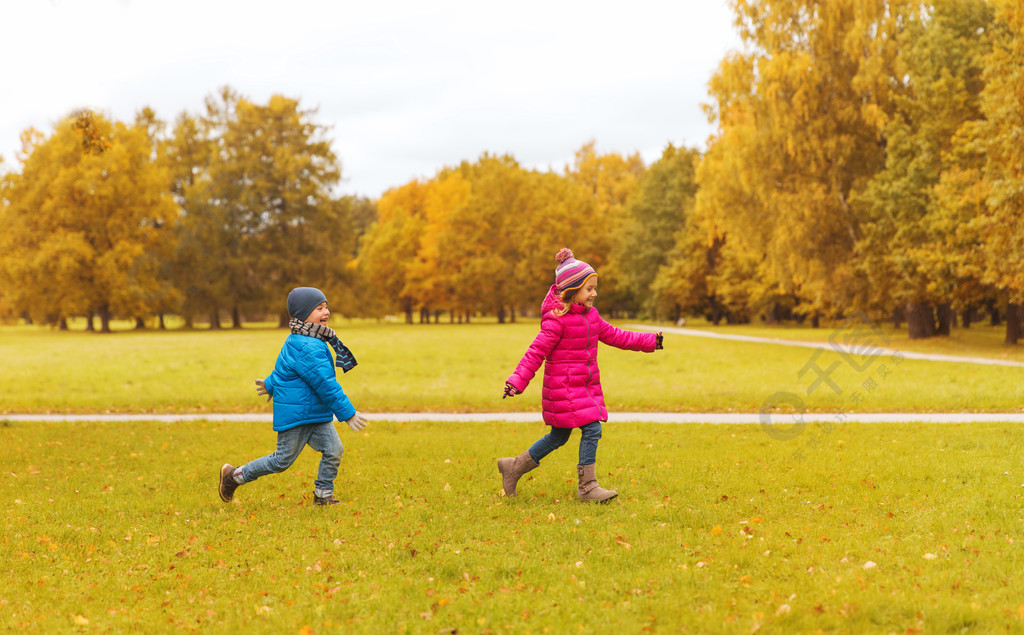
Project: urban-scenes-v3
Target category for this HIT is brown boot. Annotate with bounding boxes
[219,464,241,502]
[496,451,539,497]
[577,464,617,503]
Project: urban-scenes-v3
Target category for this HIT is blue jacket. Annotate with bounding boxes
[263,334,357,432]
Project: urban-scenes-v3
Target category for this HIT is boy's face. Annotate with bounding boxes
[304,301,330,326]
[570,277,598,309]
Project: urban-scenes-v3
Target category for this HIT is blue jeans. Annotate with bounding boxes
[241,422,343,496]
[528,421,603,466]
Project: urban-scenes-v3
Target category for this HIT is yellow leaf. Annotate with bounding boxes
[298,626,315,635]
[74,615,89,626]
[711,525,723,536]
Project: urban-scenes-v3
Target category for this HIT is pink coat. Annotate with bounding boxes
[507,285,658,428]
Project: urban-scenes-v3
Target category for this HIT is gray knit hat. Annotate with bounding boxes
[287,287,327,320]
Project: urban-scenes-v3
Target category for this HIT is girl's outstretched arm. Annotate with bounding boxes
[595,312,658,352]
[507,316,563,392]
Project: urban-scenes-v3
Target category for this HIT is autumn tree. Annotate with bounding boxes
[616,144,700,318]
[702,0,912,321]
[564,142,645,314]
[965,0,1024,343]
[165,87,350,327]
[849,0,994,338]
[0,111,178,331]
[357,180,429,322]
[161,110,223,328]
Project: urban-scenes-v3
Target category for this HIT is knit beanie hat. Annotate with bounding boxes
[287,287,328,320]
[554,248,596,296]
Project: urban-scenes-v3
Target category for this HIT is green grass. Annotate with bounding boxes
[3,419,1024,632]
[2,320,1023,414]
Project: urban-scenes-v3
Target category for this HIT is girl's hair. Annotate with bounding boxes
[551,288,576,317]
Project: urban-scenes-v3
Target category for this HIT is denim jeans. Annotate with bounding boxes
[528,421,603,466]
[241,421,343,496]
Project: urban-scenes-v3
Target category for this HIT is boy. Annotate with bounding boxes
[218,287,367,506]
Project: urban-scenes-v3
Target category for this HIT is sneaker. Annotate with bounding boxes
[313,494,340,506]
[219,464,240,502]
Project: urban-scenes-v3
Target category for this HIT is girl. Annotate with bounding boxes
[499,248,663,502]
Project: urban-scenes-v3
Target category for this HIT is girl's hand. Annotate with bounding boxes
[655,332,664,350]
[503,382,520,399]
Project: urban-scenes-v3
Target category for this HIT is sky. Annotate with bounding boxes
[1,0,743,199]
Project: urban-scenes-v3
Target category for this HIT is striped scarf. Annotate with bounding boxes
[289,318,358,373]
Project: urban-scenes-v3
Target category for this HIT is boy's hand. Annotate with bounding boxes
[655,332,664,350]
[255,378,270,401]
[503,382,519,399]
[345,412,367,432]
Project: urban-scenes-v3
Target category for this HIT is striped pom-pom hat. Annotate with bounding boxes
[554,248,596,296]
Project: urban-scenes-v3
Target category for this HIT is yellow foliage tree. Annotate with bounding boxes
[0,111,178,331]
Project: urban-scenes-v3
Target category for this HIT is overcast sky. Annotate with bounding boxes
[1,0,743,199]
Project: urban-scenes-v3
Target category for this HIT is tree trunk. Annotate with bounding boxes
[960,305,973,329]
[988,299,1001,326]
[811,314,820,328]
[497,306,506,324]
[231,306,242,329]
[465,311,471,324]
[134,317,146,330]
[450,310,456,324]
[935,303,953,336]
[509,306,516,323]
[159,313,166,330]
[278,311,289,328]
[891,307,903,330]
[98,305,112,333]
[404,298,413,324]
[1005,303,1020,345]
[21,311,34,325]
[906,302,936,339]
[59,317,68,331]
[708,295,723,326]
[209,308,222,330]
[86,312,95,332]
[183,313,194,329]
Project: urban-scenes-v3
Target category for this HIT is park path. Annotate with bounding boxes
[627,324,1024,368]
[5,412,1024,423]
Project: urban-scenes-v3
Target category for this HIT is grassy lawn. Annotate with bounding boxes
[2,419,1023,632]
[1,320,1023,414]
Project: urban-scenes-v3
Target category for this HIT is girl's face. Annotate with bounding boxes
[571,277,598,308]
[304,301,331,326]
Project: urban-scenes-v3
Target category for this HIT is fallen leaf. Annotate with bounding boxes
[775,604,791,616]
[923,553,937,560]
[863,561,877,570]
[711,525,723,536]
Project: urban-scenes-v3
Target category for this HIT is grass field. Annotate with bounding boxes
[4,319,1024,632]
[2,319,1023,414]
[3,419,1024,632]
